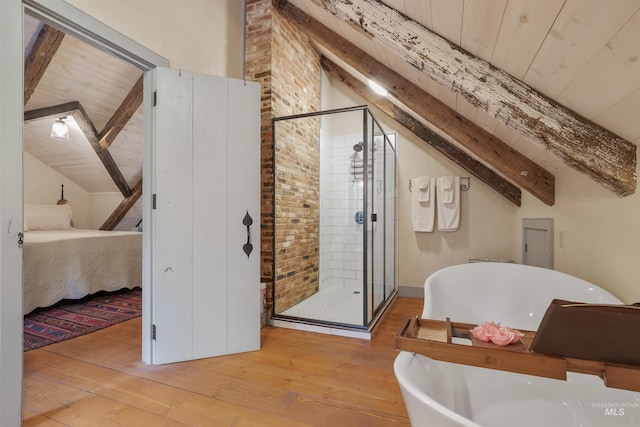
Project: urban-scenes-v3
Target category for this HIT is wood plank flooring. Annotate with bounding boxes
[23,297,423,426]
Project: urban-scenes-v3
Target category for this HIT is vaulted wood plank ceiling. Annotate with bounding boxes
[23,15,143,230]
[283,0,640,203]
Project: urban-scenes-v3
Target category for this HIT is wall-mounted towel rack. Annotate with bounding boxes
[409,176,470,192]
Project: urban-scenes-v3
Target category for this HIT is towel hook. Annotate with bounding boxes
[460,177,470,191]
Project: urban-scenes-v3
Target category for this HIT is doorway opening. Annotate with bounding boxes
[14,3,168,423]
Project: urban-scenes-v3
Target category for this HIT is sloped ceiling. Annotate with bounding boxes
[21,1,640,215]
[285,0,640,203]
[23,14,143,230]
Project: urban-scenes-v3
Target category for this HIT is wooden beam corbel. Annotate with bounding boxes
[25,101,132,198]
[277,1,554,205]
[100,179,142,231]
[24,24,65,105]
[285,0,636,197]
[98,74,144,149]
[322,57,521,206]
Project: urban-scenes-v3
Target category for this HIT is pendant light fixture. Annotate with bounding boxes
[50,117,69,141]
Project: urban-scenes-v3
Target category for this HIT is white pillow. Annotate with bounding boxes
[24,204,73,231]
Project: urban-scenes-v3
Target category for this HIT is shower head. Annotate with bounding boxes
[353,142,363,152]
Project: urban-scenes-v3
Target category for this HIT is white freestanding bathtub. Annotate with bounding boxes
[394,263,640,426]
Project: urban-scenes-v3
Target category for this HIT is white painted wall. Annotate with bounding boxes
[24,152,127,230]
[88,192,123,229]
[65,0,244,77]
[397,131,516,287]
[517,167,640,304]
[23,151,90,228]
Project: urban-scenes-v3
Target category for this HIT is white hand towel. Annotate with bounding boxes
[436,176,460,231]
[440,175,454,204]
[416,175,430,202]
[412,177,435,232]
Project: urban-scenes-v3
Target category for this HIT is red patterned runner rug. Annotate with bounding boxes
[24,287,141,351]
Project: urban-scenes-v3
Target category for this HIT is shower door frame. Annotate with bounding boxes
[271,105,397,330]
[364,113,398,326]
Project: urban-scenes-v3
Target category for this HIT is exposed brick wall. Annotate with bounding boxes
[245,0,274,297]
[245,1,321,317]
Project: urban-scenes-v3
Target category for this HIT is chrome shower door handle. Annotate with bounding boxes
[242,211,253,258]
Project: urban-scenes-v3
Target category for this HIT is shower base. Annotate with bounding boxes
[271,286,397,340]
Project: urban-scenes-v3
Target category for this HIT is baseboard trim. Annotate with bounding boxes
[398,286,423,298]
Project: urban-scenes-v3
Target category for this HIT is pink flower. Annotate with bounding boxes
[489,327,516,346]
[507,327,525,344]
[471,321,500,342]
[471,322,524,346]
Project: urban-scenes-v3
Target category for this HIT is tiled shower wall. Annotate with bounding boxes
[320,133,364,292]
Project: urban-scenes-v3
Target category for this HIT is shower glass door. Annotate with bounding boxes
[384,133,396,301]
[365,114,387,323]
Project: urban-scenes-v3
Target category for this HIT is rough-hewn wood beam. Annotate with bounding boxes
[24,101,78,122]
[24,24,65,105]
[98,74,143,149]
[24,101,132,198]
[322,57,521,206]
[285,0,636,197]
[100,179,142,231]
[277,1,554,205]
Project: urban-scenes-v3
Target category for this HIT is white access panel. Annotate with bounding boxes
[149,67,260,364]
[523,218,554,270]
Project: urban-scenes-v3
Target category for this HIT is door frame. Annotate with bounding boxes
[1,0,168,423]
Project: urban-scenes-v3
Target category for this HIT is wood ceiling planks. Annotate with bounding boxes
[490,0,565,80]
[524,0,639,99]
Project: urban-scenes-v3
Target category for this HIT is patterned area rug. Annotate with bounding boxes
[24,287,142,352]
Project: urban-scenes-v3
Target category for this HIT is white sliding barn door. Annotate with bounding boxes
[148,67,260,364]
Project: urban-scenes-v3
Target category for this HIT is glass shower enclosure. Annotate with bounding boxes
[272,106,397,331]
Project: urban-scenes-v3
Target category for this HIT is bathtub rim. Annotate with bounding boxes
[394,350,481,427]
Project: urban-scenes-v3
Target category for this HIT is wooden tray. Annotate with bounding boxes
[395,316,640,392]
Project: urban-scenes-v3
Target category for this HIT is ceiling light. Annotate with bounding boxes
[50,117,69,141]
[368,79,388,96]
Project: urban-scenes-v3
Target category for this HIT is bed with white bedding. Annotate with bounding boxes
[23,204,142,314]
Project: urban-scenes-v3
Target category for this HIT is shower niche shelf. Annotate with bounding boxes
[395,316,640,393]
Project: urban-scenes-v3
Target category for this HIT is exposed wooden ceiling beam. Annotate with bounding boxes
[24,101,78,121]
[322,56,521,206]
[100,179,142,231]
[277,1,554,205]
[288,0,636,197]
[25,101,132,198]
[24,24,65,105]
[98,74,144,149]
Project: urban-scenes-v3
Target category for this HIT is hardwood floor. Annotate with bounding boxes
[23,297,423,426]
